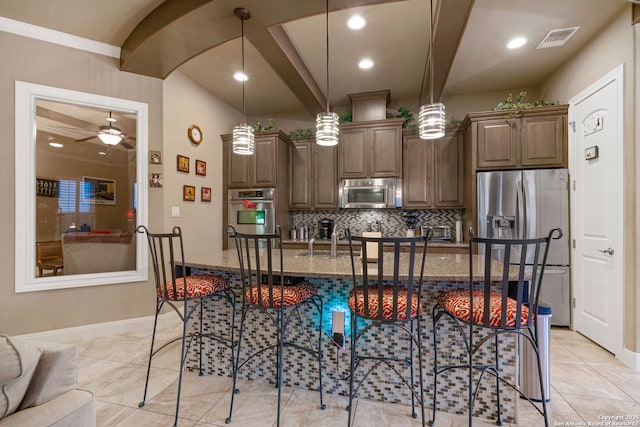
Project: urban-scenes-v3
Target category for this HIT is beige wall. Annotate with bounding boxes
[161,71,241,256]
[0,31,162,335]
[539,7,638,352]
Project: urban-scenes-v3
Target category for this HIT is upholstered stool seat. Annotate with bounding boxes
[245,282,317,307]
[437,289,529,328]
[348,286,422,321]
[158,274,229,299]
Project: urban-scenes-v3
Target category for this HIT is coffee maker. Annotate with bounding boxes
[318,218,334,240]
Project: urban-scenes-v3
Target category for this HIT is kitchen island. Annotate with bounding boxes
[184,248,521,423]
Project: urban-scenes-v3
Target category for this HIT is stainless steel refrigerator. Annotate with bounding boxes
[477,169,570,326]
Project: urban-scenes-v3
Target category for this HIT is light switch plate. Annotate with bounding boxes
[171,206,180,217]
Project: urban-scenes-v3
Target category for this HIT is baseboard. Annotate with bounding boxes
[14,310,181,344]
[618,347,640,372]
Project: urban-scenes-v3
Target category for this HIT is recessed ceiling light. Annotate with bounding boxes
[234,72,248,81]
[507,37,527,49]
[98,151,107,155]
[358,59,374,69]
[347,15,366,30]
[48,141,64,148]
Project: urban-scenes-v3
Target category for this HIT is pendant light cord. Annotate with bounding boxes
[429,0,434,104]
[241,17,247,123]
[325,0,330,113]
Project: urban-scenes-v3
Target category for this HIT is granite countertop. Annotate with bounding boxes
[186,248,509,282]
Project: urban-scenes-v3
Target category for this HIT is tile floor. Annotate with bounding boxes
[62,325,640,427]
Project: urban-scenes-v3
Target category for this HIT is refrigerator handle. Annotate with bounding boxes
[517,178,526,239]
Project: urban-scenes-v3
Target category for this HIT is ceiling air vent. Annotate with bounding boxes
[536,26,580,49]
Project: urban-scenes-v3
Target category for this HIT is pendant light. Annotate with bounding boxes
[316,0,339,146]
[418,0,445,139]
[232,8,255,155]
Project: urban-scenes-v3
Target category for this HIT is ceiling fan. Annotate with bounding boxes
[75,111,135,149]
[36,106,136,150]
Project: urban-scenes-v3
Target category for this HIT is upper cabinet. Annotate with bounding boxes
[402,127,464,209]
[289,139,338,210]
[338,119,404,179]
[467,105,568,170]
[222,130,291,188]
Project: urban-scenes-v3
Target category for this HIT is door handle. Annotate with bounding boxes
[598,247,614,255]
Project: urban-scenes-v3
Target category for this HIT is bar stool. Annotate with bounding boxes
[346,230,428,427]
[137,225,236,427]
[225,226,325,426]
[430,228,562,427]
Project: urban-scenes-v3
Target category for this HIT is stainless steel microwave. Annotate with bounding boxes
[338,178,402,209]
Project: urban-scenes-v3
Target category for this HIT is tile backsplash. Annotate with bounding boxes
[289,209,463,238]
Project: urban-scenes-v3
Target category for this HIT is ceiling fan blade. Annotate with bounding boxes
[120,140,135,150]
[75,135,97,142]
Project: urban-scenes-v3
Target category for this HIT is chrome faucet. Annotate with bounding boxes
[308,238,315,257]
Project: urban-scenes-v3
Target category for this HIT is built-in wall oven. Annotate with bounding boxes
[227,188,275,247]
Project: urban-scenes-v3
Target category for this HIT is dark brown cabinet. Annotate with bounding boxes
[471,105,568,170]
[402,128,463,209]
[222,130,290,188]
[289,139,338,209]
[338,119,404,179]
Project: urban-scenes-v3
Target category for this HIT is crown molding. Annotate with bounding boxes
[0,16,120,58]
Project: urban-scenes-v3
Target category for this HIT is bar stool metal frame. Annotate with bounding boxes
[430,228,562,427]
[225,225,325,426]
[137,225,236,427]
[346,230,429,427]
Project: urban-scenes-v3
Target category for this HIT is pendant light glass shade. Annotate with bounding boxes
[232,123,255,155]
[316,111,339,146]
[418,102,445,139]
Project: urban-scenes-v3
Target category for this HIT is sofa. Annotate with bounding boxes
[62,231,135,275]
[0,335,95,427]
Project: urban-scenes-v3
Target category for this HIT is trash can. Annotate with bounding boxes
[519,302,551,402]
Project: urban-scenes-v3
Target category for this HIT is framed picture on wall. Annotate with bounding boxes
[149,173,163,188]
[183,185,196,201]
[195,160,206,176]
[150,150,162,164]
[82,176,116,205]
[36,178,59,197]
[177,155,190,173]
[201,187,211,202]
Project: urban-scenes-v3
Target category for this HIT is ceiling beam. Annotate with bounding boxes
[419,0,475,105]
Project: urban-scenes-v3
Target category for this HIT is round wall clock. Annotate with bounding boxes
[188,124,203,145]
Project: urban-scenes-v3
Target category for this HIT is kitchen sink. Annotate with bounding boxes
[293,251,352,259]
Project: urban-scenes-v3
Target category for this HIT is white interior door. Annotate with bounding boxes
[569,64,624,354]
